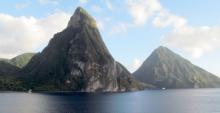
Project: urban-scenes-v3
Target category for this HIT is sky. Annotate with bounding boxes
[0,0,220,76]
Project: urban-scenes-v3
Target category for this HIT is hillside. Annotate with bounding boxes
[134,46,220,89]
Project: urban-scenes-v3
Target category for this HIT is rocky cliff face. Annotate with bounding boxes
[134,46,220,89]
[21,7,144,92]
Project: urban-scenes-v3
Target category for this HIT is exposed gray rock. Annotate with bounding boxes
[134,46,220,89]
[20,7,144,92]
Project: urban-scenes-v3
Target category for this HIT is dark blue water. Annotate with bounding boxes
[0,89,220,113]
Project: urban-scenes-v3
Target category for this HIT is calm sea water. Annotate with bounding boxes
[0,89,220,113]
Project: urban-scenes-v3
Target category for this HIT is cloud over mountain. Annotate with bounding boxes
[0,12,70,58]
[126,0,220,58]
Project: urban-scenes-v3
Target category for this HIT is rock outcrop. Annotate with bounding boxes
[134,46,220,89]
[20,7,144,92]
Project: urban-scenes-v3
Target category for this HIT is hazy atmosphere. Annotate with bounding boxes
[0,0,220,76]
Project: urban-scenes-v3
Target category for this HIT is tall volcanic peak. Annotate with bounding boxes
[20,7,144,92]
[68,7,96,28]
[134,46,220,89]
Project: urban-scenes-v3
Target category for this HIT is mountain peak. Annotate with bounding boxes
[149,46,193,65]
[68,7,97,28]
[20,6,144,92]
[134,46,220,89]
[75,7,87,14]
[154,46,172,53]
[156,46,168,50]
[151,46,177,59]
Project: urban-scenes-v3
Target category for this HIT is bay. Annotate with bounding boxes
[0,89,220,113]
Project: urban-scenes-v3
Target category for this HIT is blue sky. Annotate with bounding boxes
[0,0,220,76]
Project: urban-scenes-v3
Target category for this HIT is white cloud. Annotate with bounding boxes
[128,58,142,72]
[148,1,220,58]
[162,26,220,58]
[38,0,60,5]
[127,0,186,28]
[96,20,104,30]
[0,12,70,58]
[79,0,88,4]
[15,3,29,10]
[125,0,220,58]
[110,23,131,35]
[95,17,113,31]
[153,10,187,29]
[91,5,102,13]
[127,0,162,26]
[105,0,114,11]
[108,0,162,34]
[133,58,142,70]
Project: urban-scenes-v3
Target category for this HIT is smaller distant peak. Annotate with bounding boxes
[156,46,168,50]
[154,46,170,52]
[152,46,175,56]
